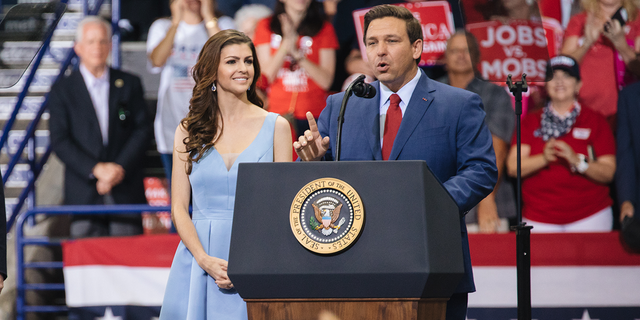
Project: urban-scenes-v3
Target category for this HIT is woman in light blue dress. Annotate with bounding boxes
[159,29,292,320]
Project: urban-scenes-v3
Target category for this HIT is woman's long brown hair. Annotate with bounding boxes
[182,29,263,174]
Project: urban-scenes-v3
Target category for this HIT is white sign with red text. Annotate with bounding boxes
[466,18,564,83]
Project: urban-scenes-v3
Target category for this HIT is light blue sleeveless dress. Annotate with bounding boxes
[159,113,278,320]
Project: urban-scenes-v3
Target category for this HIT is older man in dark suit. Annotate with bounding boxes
[48,16,151,238]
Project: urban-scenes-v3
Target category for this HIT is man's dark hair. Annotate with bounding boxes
[363,5,423,64]
[446,30,481,69]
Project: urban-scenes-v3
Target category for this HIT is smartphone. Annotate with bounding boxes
[587,145,597,161]
[612,7,628,27]
[604,7,627,32]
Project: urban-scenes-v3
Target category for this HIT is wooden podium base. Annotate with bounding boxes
[245,298,448,320]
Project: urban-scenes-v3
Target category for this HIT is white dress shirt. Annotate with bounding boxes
[80,64,110,145]
[378,68,422,147]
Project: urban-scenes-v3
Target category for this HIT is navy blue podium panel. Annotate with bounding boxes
[229,161,463,299]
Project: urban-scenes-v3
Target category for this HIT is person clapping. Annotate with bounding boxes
[507,55,617,232]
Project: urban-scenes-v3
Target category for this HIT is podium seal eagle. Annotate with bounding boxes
[289,178,364,254]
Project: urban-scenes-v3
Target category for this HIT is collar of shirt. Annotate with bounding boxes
[465,77,484,92]
[549,100,581,120]
[379,68,421,117]
[79,63,110,145]
[438,74,481,92]
[79,64,110,88]
[378,69,421,148]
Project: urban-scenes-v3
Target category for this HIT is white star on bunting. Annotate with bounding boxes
[95,307,123,320]
[572,309,599,320]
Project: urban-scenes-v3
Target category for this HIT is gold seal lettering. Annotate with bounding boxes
[290,177,365,254]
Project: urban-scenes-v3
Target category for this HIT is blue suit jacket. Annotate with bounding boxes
[316,70,498,293]
[616,82,640,213]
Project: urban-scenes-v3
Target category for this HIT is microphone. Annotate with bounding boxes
[351,76,376,99]
[336,74,377,161]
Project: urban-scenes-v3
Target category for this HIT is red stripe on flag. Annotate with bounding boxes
[62,234,180,267]
[62,232,640,268]
[469,232,640,266]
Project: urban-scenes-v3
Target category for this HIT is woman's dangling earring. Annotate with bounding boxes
[211,82,217,92]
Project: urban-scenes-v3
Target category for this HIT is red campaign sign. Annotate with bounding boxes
[142,177,172,234]
[353,1,455,66]
[466,18,564,83]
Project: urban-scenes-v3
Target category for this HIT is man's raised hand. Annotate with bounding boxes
[293,112,330,161]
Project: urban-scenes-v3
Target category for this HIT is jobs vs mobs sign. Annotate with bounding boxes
[353,1,455,66]
[466,18,563,83]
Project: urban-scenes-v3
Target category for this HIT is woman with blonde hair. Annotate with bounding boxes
[561,0,640,125]
[158,29,292,319]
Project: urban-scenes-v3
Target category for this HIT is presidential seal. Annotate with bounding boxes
[289,178,364,254]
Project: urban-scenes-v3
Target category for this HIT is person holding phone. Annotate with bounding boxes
[561,0,640,128]
[507,56,617,232]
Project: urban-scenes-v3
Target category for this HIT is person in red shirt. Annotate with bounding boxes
[561,0,640,125]
[253,0,338,135]
[507,55,616,232]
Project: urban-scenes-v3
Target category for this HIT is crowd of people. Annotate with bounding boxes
[40,0,640,318]
[48,0,640,237]
[140,0,640,234]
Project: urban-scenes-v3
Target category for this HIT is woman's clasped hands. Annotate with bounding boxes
[197,254,234,290]
[543,138,582,166]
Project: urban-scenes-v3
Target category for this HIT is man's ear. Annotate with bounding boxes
[412,39,423,60]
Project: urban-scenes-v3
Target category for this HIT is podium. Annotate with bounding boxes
[229,161,464,320]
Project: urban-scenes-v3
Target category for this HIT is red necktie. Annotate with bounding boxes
[382,93,402,160]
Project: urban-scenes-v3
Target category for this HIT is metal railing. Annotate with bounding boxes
[3,0,122,231]
[0,0,69,188]
[15,204,172,320]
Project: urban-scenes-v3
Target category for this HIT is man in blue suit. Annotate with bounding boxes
[616,81,640,224]
[294,5,497,320]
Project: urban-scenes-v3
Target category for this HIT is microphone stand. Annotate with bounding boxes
[335,74,366,161]
[507,74,532,320]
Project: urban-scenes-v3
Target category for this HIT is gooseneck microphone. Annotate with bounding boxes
[335,74,377,161]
